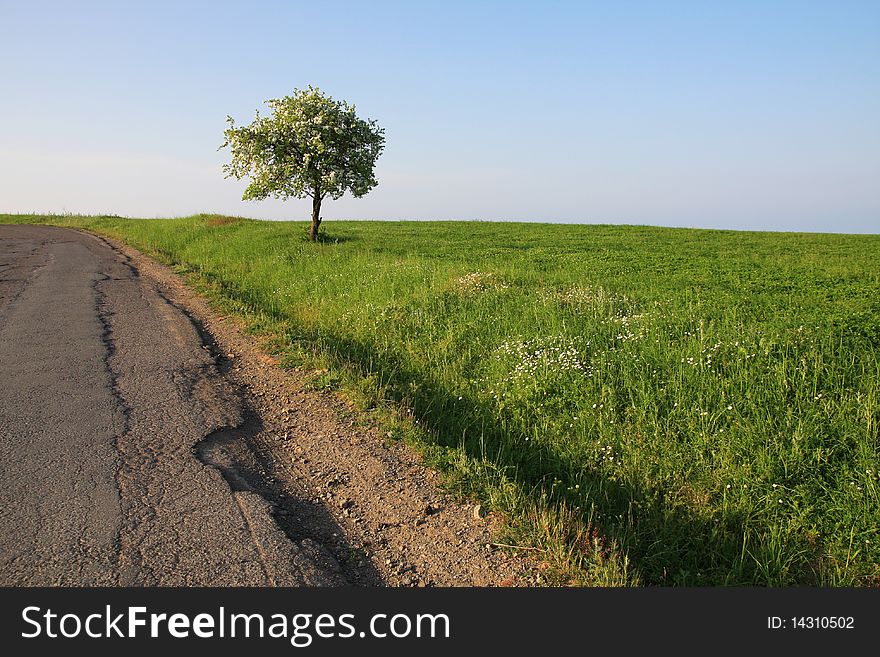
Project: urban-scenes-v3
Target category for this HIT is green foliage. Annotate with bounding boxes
[6,213,878,586]
[221,86,385,203]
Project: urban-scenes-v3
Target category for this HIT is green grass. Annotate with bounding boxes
[4,213,879,586]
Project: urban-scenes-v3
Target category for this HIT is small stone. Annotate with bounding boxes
[473,503,487,519]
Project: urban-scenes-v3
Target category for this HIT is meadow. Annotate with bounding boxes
[3,213,878,586]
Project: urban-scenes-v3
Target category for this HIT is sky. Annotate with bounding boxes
[1,0,878,233]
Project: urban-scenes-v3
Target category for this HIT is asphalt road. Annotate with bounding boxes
[0,225,340,585]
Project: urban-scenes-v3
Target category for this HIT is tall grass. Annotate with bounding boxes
[4,213,878,585]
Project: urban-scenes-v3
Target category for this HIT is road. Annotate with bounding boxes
[0,225,341,585]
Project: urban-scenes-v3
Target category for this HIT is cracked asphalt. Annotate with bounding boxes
[0,225,343,586]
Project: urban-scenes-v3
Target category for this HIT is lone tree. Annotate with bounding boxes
[221,86,385,241]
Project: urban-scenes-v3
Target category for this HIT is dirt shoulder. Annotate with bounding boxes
[101,233,539,587]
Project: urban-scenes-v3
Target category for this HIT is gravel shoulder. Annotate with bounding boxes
[101,232,539,587]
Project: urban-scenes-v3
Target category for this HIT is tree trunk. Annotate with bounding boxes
[309,195,322,241]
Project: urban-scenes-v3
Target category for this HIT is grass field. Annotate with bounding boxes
[3,213,879,586]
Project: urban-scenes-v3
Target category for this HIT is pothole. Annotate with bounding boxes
[195,424,383,586]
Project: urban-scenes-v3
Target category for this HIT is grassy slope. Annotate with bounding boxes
[4,213,879,585]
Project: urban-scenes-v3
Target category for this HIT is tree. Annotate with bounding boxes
[221,86,385,241]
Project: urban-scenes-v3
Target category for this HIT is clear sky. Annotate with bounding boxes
[1,0,878,233]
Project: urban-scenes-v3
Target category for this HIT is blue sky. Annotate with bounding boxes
[1,0,878,232]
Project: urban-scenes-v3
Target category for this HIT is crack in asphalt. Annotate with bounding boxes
[92,271,129,586]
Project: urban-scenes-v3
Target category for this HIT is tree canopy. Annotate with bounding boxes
[221,86,385,240]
